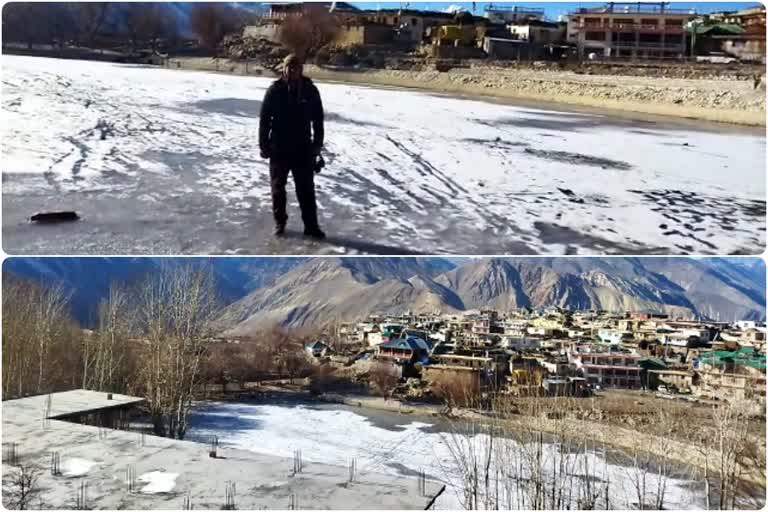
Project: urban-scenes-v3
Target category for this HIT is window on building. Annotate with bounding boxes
[585,31,605,41]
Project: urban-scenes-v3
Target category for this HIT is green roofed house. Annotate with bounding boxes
[689,14,766,63]
[694,348,767,403]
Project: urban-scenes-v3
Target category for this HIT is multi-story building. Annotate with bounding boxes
[569,348,644,388]
[376,336,431,364]
[695,348,766,402]
[566,2,695,59]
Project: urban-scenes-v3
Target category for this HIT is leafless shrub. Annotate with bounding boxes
[2,463,41,510]
[369,362,399,398]
[430,371,481,409]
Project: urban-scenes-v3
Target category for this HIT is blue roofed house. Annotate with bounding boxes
[376,335,431,364]
[305,340,331,358]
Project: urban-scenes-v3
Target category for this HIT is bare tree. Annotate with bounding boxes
[620,402,683,510]
[2,463,41,510]
[439,394,613,510]
[190,3,241,50]
[133,262,221,439]
[261,328,312,383]
[83,284,132,392]
[2,275,79,399]
[705,399,757,509]
[121,3,177,52]
[67,2,111,46]
[277,8,340,60]
[1,3,73,49]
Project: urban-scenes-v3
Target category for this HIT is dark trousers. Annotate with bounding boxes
[269,156,319,229]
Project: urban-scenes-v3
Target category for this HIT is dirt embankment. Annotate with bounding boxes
[158,55,765,126]
[305,64,766,126]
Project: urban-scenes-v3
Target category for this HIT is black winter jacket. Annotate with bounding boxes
[259,77,324,160]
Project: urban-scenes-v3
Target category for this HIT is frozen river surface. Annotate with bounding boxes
[3,55,765,255]
[186,400,714,510]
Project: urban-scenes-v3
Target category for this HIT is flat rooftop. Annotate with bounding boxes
[3,390,444,510]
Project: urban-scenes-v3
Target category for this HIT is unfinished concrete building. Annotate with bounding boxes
[566,2,696,60]
[2,390,444,510]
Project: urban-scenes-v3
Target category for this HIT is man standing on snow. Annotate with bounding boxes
[259,53,326,239]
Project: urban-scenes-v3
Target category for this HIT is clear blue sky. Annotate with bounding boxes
[349,2,761,19]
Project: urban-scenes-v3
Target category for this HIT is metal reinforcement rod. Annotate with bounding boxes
[126,464,136,492]
[348,458,357,483]
[183,491,193,510]
[75,481,88,510]
[137,431,146,448]
[42,394,53,428]
[418,469,427,497]
[3,442,19,465]
[223,481,236,510]
[288,493,299,510]
[292,449,303,474]
[209,436,219,458]
[50,451,61,476]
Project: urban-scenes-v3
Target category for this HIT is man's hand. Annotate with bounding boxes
[314,155,325,174]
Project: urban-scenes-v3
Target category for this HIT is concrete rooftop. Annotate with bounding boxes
[2,390,444,510]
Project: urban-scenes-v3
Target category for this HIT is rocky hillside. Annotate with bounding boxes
[221,257,765,334]
[5,257,764,332]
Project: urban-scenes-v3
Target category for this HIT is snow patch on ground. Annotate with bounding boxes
[60,457,97,477]
[138,471,179,494]
[187,401,707,510]
[3,56,764,255]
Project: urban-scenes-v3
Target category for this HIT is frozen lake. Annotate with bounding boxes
[186,400,715,510]
[3,55,765,255]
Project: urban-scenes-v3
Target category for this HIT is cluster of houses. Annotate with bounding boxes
[246,1,766,63]
[307,308,767,404]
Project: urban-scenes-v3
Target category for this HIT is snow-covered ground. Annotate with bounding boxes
[186,401,711,510]
[3,55,765,255]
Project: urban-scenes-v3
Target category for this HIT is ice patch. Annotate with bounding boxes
[187,402,709,510]
[60,458,97,477]
[2,55,764,254]
[138,471,179,494]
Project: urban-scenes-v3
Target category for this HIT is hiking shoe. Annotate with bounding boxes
[273,224,286,237]
[304,227,326,240]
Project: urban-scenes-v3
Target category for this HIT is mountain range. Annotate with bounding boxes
[4,257,765,333]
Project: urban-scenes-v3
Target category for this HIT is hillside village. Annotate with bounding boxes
[233,1,766,65]
[288,308,768,405]
[4,2,765,68]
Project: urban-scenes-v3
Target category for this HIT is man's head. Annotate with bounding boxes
[282,53,303,84]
